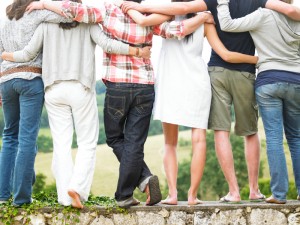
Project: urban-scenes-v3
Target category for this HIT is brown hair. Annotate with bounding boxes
[6,0,38,20]
[55,0,82,29]
[280,0,293,4]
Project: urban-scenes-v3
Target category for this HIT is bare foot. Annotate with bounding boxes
[188,197,202,205]
[68,190,83,209]
[220,193,241,203]
[249,190,266,202]
[161,196,177,205]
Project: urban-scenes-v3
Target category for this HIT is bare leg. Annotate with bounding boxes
[161,122,178,205]
[245,133,263,200]
[68,189,83,209]
[188,128,206,205]
[215,130,240,202]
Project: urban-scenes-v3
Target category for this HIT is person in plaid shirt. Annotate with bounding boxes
[25,0,191,208]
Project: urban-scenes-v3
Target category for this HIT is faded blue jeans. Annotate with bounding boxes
[255,82,300,201]
[0,77,44,206]
[103,82,154,202]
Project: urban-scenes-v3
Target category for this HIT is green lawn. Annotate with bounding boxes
[35,130,192,197]
[35,119,295,198]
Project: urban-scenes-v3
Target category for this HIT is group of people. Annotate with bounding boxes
[0,0,299,209]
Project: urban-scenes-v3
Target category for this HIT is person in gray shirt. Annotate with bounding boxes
[217,0,300,204]
[0,0,71,207]
[1,0,150,208]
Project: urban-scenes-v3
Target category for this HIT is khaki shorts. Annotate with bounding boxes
[208,66,258,136]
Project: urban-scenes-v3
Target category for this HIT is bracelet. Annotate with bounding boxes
[135,48,140,57]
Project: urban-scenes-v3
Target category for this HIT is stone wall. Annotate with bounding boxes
[2,200,300,225]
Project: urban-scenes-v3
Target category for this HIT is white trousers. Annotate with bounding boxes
[45,81,99,206]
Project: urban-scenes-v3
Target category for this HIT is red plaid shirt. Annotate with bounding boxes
[62,1,183,84]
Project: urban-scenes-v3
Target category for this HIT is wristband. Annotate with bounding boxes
[135,48,140,57]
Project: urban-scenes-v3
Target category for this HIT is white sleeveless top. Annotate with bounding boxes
[153,16,211,129]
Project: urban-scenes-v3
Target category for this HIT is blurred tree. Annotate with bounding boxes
[165,132,264,201]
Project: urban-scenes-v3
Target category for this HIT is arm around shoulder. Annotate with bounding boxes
[266,0,300,21]
[205,23,258,64]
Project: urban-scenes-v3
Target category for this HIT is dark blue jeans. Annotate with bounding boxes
[104,82,154,201]
[0,77,44,205]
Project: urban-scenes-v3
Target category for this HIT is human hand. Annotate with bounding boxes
[140,46,151,59]
[1,52,14,62]
[26,1,45,13]
[121,1,144,13]
[113,0,123,7]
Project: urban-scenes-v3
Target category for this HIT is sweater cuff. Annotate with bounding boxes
[13,51,23,63]
[119,43,130,55]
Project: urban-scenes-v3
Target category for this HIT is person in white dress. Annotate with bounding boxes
[123,0,258,205]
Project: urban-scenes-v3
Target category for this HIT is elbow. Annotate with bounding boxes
[219,22,231,32]
[286,8,299,20]
[138,20,149,27]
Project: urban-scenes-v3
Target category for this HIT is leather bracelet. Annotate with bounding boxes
[135,47,140,57]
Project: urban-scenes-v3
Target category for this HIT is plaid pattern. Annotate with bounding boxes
[62,1,183,84]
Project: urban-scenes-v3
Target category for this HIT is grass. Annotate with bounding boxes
[35,129,192,197]
[35,118,295,198]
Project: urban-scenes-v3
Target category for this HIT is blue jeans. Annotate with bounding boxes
[104,82,154,201]
[0,77,44,205]
[255,82,300,201]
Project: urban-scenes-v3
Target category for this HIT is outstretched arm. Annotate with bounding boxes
[205,24,258,64]
[90,25,151,59]
[180,12,214,37]
[26,1,63,15]
[2,24,44,62]
[121,0,208,15]
[266,0,300,21]
[26,0,106,23]
[152,12,214,39]
[126,10,172,27]
[217,0,263,32]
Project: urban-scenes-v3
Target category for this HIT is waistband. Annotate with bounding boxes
[104,80,154,88]
[0,66,42,77]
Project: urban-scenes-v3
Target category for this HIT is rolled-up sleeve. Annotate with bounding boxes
[62,1,106,24]
[153,21,184,39]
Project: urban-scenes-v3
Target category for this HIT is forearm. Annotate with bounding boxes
[217,0,248,32]
[182,13,209,36]
[60,1,105,23]
[266,0,300,21]
[127,10,171,27]
[218,0,263,32]
[43,1,63,16]
[224,52,258,64]
[123,0,207,15]
[13,49,39,62]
